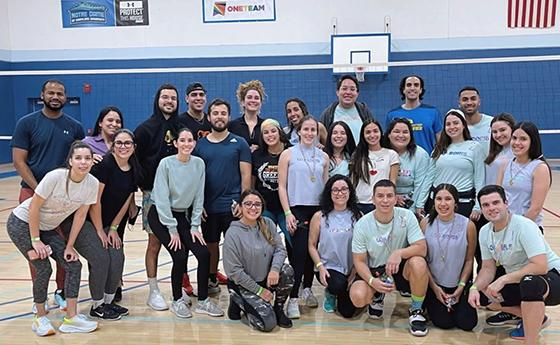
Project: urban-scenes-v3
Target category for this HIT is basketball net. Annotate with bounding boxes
[354,65,365,82]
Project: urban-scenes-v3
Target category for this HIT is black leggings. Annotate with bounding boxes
[148,207,210,301]
[290,205,319,298]
[315,269,356,318]
[424,284,478,331]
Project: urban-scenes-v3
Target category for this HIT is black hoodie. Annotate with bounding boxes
[134,85,181,190]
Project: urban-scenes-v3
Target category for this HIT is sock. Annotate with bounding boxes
[209,273,217,283]
[104,293,115,304]
[148,277,159,292]
[410,294,425,311]
[93,299,104,308]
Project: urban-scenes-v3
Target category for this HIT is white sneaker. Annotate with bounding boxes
[171,298,192,318]
[31,299,49,314]
[31,315,55,336]
[147,290,168,311]
[301,288,318,308]
[181,289,193,307]
[286,298,300,319]
[195,297,224,317]
[58,314,98,333]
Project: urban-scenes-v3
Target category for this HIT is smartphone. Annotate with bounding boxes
[231,200,239,216]
[27,245,52,260]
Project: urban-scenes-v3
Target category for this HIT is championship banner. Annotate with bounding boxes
[203,0,276,23]
[61,0,149,28]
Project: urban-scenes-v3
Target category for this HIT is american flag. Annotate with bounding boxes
[508,0,557,28]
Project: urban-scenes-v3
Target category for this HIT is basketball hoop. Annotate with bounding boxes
[354,65,366,82]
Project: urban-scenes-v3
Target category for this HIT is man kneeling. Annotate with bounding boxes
[349,180,429,336]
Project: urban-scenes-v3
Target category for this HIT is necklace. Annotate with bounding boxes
[508,158,531,186]
[490,213,511,267]
[374,211,395,257]
[298,144,318,182]
[434,215,456,262]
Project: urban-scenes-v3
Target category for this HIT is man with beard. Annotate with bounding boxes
[134,84,182,311]
[386,75,442,154]
[194,98,251,294]
[11,79,85,311]
[459,86,493,157]
[179,82,211,140]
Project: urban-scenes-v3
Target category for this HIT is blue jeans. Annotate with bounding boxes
[262,210,291,246]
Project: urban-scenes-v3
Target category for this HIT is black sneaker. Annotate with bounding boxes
[106,302,129,316]
[114,287,122,303]
[274,306,293,328]
[409,309,428,337]
[368,301,384,319]
[486,312,521,326]
[227,301,242,320]
[90,303,121,321]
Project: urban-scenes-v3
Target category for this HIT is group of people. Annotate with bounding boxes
[6,76,557,345]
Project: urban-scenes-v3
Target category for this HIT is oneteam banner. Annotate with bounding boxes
[61,0,149,28]
[203,0,276,23]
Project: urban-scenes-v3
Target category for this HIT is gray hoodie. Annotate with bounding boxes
[223,217,287,294]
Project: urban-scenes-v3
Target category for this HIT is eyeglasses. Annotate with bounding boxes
[114,140,134,148]
[242,201,263,209]
[331,187,350,195]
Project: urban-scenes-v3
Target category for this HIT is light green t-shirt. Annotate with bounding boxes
[396,147,430,209]
[352,207,425,268]
[480,214,560,274]
[467,113,493,158]
[334,105,362,144]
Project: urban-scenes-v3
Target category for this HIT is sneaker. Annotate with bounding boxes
[368,301,384,319]
[208,279,221,295]
[59,314,98,333]
[31,315,55,336]
[195,297,224,317]
[147,290,168,311]
[54,289,67,311]
[90,303,122,321]
[216,271,228,285]
[399,290,412,297]
[114,287,122,303]
[301,287,318,308]
[171,298,192,318]
[409,309,428,337]
[323,289,336,313]
[486,311,521,326]
[106,303,129,316]
[274,306,293,328]
[181,289,193,307]
[182,273,194,296]
[31,299,49,315]
[286,298,300,319]
[510,316,551,340]
[227,300,242,320]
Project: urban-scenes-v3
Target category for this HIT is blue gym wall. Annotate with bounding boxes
[2,46,560,163]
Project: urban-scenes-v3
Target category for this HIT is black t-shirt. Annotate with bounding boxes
[229,115,264,147]
[90,154,137,227]
[251,149,282,212]
[178,112,212,140]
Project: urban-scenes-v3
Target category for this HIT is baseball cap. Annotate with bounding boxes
[186,82,206,95]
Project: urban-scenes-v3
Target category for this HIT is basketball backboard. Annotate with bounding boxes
[331,33,390,80]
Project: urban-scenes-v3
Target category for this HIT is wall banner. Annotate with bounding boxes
[202,0,276,23]
[61,0,149,28]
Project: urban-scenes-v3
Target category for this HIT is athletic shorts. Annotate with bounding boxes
[201,212,235,243]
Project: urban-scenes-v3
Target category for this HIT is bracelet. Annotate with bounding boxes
[284,210,292,216]
[315,262,323,269]
[31,236,40,242]
[110,225,118,232]
[458,280,466,287]
[469,284,478,291]
[367,276,375,287]
[257,286,264,296]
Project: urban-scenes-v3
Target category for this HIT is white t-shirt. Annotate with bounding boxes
[355,148,400,204]
[468,113,493,158]
[13,169,99,230]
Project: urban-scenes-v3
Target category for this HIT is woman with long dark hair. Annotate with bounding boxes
[224,189,294,332]
[420,184,477,331]
[308,174,361,317]
[7,141,99,336]
[485,113,515,185]
[417,109,485,221]
[284,98,327,146]
[83,106,123,155]
[349,119,399,214]
[324,121,356,177]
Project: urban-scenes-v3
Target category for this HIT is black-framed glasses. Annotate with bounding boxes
[114,140,134,148]
[331,187,350,195]
[242,201,263,209]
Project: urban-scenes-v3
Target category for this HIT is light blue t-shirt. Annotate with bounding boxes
[485,146,513,185]
[386,104,442,154]
[352,207,425,268]
[480,214,560,274]
[334,105,362,144]
[396,147,430,209]
[467,113,493,158]
[329,154,350,177]
[418,140,485,211]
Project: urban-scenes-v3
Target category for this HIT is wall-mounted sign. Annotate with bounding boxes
[61,0,149,28]
[203,0,276,23]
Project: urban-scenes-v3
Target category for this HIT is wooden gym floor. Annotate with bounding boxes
[1,163,559,344]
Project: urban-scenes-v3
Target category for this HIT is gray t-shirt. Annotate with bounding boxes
[13,169,98,230]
